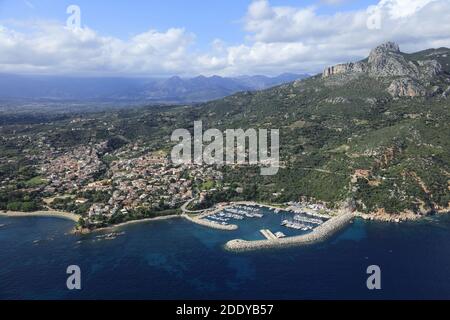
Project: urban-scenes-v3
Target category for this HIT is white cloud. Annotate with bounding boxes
[209,0,450,75]
[0,21,196,76]
[377,0,437,19]
[0,0,449,77]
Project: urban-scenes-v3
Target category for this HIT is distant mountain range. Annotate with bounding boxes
[0,73,308,103]
[0,42,448,221]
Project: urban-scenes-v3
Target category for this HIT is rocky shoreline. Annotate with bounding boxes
[224,211,354,252]
[74,214,182,234]
[356,209,421,223]
[356,206,450,223]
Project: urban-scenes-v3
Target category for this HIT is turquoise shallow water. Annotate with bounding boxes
[1,212,450,300]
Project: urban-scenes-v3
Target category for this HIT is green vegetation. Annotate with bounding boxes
[1,47,449,218]
[200,180,215,191]
[106,208,180,227]
[0,191,42,212]
[25,176,47,188]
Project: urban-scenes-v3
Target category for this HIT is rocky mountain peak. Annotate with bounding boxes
[367,42,418,78]
[322,41,445,98]
[369,41,400,56]
[323,42,413,79]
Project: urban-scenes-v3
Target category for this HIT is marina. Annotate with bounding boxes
[198,203,332,241]
[281,220,313,231]
[280,213,327,231]
[293,214,325,225]
[203,206,265,226]
[225,211,354,252]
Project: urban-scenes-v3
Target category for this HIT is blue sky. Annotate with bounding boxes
[0,0,377,48]
[0,0,447,77]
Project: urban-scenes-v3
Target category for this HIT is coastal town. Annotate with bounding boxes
[36,140,225,227]
[1,132,353,249]
[0,121,349,239]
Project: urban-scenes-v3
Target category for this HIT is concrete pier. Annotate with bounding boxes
[260,229,277,240]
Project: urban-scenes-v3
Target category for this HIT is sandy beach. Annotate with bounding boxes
[0,210,80,222]
[0,210,184,234]
[0,208,237,233]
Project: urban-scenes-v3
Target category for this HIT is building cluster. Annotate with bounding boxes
[40,142,107,194]
[39,141,223,222]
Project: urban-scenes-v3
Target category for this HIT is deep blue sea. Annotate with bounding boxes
[1,210,450,300]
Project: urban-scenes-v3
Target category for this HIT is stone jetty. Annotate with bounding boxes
[182,214,238,231]
[225,211,354,252]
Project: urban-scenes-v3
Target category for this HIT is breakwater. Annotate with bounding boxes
[225,211,354,252]
[182,214,238,231]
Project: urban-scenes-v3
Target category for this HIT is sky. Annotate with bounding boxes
[0,0,449,77]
